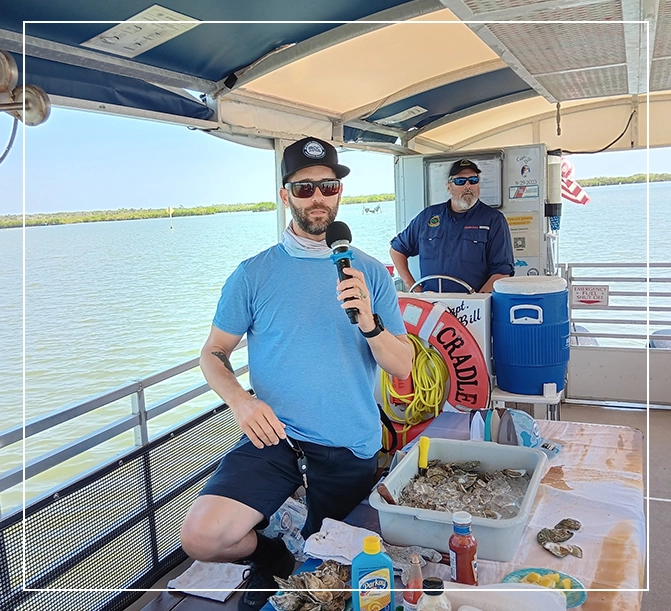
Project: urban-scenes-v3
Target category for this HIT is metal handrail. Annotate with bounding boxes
[0,339,248,496]
[561,262,671,346]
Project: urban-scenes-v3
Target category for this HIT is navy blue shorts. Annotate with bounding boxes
[199,436,377,538]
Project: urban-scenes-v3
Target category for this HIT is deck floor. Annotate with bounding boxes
[127,404,671,611]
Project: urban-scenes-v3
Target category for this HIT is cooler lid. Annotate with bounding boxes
[493,276,567,295]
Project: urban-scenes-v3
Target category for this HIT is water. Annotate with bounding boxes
[0,203,401,511]
[1,182,669,512]
[557,181,669,263]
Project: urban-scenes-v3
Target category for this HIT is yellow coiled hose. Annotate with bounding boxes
[380,334,449,450]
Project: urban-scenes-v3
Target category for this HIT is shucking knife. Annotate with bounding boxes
[418,436,430,476]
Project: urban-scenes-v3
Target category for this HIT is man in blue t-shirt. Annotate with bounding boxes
[390,158,514,293]
[180,137,413,611]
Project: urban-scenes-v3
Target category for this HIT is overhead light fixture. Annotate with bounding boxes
[0,50,51,126]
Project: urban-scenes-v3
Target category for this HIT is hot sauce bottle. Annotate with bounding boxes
[402,553,423,611]
[448,511,478,586]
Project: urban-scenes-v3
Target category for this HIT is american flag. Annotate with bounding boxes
[561,157,591,205]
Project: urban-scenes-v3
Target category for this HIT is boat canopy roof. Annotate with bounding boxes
[2,0,670,154]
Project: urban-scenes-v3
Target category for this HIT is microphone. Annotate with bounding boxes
[325,221,358,324]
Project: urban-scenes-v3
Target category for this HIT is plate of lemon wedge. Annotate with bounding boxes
[502,567,587,608]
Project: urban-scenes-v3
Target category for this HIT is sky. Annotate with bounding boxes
[1,108,669,216]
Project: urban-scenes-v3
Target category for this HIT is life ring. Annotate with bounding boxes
[399,297,490,411]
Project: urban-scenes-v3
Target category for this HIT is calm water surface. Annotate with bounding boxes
[1,182,669,511]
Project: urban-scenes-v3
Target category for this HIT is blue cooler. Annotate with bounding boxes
[492,277,570,395]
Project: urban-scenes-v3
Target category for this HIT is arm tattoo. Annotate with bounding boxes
[211,351,234,373]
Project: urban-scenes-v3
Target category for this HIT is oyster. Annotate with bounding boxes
[502,469,527,478]
[555,518,582,531]
[303,574,333,602]
[397,459,531,519]
[319,573,345,590]
[568,544,583,558]
[454,461,481,472]
[271,561,351,611]
[537,527,574,544]
[541,541,571,558]
[322,600,348,611]
[269,593,304,611]
[456,473,478,489]
[426,466,447,485]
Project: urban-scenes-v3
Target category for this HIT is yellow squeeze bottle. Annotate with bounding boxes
[351,536,395,611]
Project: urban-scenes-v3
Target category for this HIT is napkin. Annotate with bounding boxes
[167,560,248,603]
[303,518,378,564]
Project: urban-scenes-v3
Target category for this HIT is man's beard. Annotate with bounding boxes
[453,191,477,212]
[289,200,339,235]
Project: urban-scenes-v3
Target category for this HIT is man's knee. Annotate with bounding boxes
[180,495,261,561]
[180,512,227,560]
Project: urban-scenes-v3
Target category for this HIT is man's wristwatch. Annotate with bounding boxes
[360,313,385,338]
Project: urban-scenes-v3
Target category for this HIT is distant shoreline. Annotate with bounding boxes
[2,174,670,229]
[0,194,394,229]
[579,173,670,187]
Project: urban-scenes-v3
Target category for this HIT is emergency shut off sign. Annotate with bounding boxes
[571,285,609,306]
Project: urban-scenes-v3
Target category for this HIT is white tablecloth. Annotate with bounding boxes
[476,420,646,611]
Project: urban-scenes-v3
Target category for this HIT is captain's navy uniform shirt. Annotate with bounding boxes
[390,199,514,292]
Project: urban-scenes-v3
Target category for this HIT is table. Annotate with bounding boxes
[145,413,645,611]
[490,385,564,420]
[480,418,645,610]
[371,413,646,610]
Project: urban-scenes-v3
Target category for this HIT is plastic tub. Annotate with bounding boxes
[369,438,547,562]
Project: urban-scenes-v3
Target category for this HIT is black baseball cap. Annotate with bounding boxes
[449,158,481,177]
[281,137,350,184]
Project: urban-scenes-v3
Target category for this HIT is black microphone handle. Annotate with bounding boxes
[335,257,359,324]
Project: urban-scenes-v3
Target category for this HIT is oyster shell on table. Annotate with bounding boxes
[555,518,582,531]
[568,544,583,558]
[541,540,584,558]
[271,561,351,611]
[537,527,574,544]
[537,518,584,558]
[541,541,571,558]
[269,593,305,611]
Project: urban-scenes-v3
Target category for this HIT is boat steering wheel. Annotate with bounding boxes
[408,274,476,294]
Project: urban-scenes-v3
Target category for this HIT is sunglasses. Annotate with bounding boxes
[450,176,480,186]
[285,179,341,198]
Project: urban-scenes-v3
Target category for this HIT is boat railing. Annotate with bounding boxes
[559,262,671,347]
[0,343,251,611]
[0,338,248,509]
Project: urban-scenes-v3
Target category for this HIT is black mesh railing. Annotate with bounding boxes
[0,404,241,611]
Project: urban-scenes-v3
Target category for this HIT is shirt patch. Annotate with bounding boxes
[428,215,441,228]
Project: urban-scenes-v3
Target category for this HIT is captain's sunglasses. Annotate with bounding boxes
[449,176,480,186]
[285,179,341,198]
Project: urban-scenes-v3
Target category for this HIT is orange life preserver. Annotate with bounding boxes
[399,297,490,411]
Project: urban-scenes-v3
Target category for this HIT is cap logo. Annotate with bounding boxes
[460,159,470,166]
[303,141,326,159]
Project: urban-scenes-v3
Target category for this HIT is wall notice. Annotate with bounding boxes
[572,285,609,306]
[504,211,539,258]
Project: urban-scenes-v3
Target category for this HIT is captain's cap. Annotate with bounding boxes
[281,137,350,184]
[449,158,481,177]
